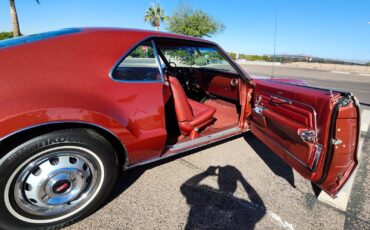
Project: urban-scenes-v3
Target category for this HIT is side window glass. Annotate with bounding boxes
[112,41,162,81]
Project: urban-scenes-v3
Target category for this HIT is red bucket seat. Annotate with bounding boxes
[168,76,216,138]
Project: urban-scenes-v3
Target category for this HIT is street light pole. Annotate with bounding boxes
[271,9,278,78]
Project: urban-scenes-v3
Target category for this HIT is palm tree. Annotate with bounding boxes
[144,3,166,31]
[9,0,40,37]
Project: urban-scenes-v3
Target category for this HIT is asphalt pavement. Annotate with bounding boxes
[68,65,370,230]
[243,64,370,109]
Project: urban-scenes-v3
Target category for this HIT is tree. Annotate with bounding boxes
[167,3,225,38]
[9,0,39,37]
[144,3,166,31]
[0,32,14,40]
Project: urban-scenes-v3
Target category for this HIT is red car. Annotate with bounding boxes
[0,28,360,229]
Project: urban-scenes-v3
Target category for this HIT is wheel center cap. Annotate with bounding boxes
[52,180,71,194]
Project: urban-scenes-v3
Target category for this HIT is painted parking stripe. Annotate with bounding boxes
[318,109,370,211]
[360,110,370,133]
[331,71,350,74]
[359,73,370,77]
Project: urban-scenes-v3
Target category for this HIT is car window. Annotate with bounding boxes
[112,41,162,81]
[157,43,238,74]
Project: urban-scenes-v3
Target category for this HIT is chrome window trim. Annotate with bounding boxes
[151,40,165,82]
[109,38,163,83]
[109,35,252,83]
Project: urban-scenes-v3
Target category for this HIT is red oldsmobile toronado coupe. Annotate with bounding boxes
[0,28,360,229]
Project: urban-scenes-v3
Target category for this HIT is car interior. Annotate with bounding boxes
[154,39,245,145]
[110,37,360,197]
[112,38,249,146]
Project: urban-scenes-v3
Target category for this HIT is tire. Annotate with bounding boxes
[0,129,118,229]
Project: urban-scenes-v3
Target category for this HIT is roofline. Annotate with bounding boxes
[78,27,216,45]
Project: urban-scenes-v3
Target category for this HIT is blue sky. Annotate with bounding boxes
[0,0,369,60]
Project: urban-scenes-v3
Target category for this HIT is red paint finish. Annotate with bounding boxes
[0,28,359,196]
[318,102,358,194]
[250,79,359,195]
[0,28,206,165]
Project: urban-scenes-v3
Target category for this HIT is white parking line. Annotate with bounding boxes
[268,211,295,230]
[359,73,370,77]
[331,71,350,74]
[361,110,370,133]
[318,110,370,211]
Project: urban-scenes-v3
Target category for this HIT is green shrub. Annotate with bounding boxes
[0,32,14,40]
[195,57,207,66]
[228,52,236,60]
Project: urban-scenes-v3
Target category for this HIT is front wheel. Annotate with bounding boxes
[0,129,118,229]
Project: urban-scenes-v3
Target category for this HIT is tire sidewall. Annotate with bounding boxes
[0,129,118,229]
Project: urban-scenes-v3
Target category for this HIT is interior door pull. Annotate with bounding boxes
[270,95,292,105]
[298,130,316,142]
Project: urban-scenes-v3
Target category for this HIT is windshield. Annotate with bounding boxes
[157,43,238,74]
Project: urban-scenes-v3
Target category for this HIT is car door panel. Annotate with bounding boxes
[250,80,360,196]
[195,70,239,100]
[316,101,359,193]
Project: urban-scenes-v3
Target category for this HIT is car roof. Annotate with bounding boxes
[0,27,216,50]
[81,27,214,43]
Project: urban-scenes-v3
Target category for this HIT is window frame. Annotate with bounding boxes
[156,44,238,74]
[110,39,164,83]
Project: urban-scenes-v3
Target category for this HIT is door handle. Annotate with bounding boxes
[270,95,292,105]
[298,130,316,142]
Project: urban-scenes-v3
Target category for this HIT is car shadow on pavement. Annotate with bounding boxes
[103,135,243,208]
[243,132,296,188]
[181,165,266,229]
[103,167,146,206]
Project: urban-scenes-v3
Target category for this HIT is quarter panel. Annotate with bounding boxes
[0,30,168,166]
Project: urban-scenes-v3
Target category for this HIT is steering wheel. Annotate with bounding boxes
[164,62,177,77]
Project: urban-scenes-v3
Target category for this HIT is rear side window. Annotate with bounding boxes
[112,40,162,82]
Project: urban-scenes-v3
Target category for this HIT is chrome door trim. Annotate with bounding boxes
[253,125,309,169]
[127,126,245,169]
[269,94,319,142]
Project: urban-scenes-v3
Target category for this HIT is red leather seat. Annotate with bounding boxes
[168,76,216,137]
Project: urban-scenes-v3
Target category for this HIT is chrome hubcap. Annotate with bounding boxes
[13,150,99,217]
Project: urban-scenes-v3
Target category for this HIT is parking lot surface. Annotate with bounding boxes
[68,65,370,229]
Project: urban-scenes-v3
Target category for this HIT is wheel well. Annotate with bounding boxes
[0,123,129,170]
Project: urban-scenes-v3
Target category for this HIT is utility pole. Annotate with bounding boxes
[271,9,278,78]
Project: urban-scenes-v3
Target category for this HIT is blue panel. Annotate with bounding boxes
[0,28,82,49]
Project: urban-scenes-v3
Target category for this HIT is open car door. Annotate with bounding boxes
[250,79,360,196]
